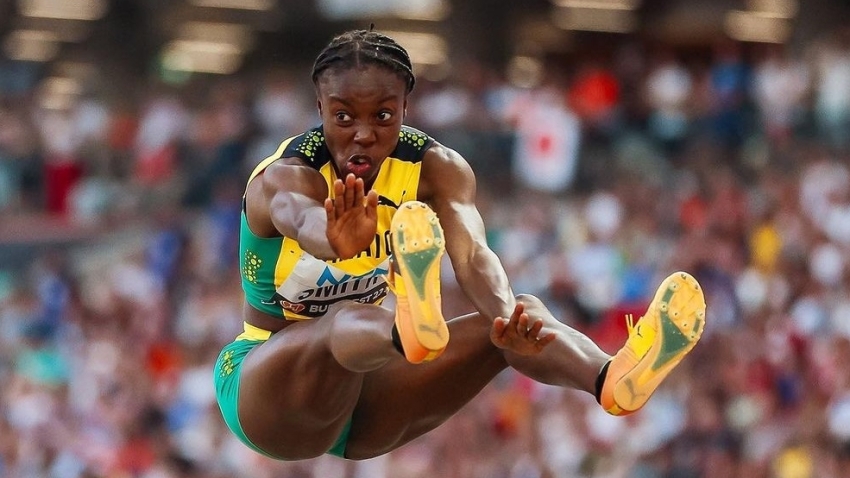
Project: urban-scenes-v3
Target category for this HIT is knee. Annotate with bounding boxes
[515,293,544,308]
[326,302,394,373]
[515,294,553,320]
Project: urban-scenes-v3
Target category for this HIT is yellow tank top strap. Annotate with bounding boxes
[236,321,273,341]
[245,136,299,191]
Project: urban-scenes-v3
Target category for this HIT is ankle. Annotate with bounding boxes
[391,323,405,356]
[594,360,611,404]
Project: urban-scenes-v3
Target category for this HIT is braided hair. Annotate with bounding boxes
[311,29,416,94]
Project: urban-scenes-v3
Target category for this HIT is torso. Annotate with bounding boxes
[241,125,434,332]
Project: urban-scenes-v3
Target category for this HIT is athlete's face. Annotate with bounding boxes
[316,65,408,187]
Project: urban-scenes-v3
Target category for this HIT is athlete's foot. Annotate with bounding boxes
[387,201,448,364]
[600,271,706,416]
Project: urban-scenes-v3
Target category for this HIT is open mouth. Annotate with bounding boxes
[346,154,374,177]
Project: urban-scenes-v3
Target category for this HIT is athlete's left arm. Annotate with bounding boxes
[420,143,517,322]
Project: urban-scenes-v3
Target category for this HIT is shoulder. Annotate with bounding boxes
[421,134,472,173]
[254,128,329,194]
[389,125,436,163]
[276,126,332,170]
[418,137,476,202]
[393,125,466,168]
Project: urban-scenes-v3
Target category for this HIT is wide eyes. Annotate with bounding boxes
[332,110,394,124]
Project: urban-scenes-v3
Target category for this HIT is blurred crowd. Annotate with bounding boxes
[2,25,850,478]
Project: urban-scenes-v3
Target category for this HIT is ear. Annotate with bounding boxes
[403,98,408,119]
[317,98,323,116]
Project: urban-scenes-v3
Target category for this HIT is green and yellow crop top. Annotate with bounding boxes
[240,125,434,320]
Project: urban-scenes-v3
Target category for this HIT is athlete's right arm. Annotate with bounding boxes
[258,158,377,260]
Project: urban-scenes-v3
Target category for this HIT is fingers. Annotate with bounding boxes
[492,316,509,338]
[523,317,553,351]
[508,303,539,341]
[324,197,335,222]
[343,173,358,209]
[495,305,547,341]
[526,316,544,337]
[515,313,546,339]
[365,189,379,220]
[535,332,557,349]
[506,303,525,330]
[516,311,531,338]
[331,174,372,214]
[332,178,346,217]
[490,309,555,354]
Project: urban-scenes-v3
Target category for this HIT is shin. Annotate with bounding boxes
[502,294,610,393]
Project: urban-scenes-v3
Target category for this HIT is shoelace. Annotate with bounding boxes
[625,313,645,340]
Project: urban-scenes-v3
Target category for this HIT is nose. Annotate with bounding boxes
[353,122,376,146]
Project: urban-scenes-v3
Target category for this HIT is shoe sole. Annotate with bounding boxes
[391,201,449,364]
[607,271,706,414]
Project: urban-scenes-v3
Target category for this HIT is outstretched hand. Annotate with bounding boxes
[325,173,379,259]
[491,303,556,355]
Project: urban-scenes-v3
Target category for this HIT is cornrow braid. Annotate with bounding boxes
[311,29,416,94]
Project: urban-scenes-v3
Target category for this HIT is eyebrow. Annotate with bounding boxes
[327,94,399,106]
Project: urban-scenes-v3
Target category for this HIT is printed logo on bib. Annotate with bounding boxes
[264,262,390,319]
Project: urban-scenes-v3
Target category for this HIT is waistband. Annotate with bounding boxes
[236,321,273,341]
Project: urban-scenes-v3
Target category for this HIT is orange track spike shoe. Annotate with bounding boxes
[600,271,706,415]
[387,201,449,364]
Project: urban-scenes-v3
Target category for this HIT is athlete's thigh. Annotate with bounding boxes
[237,316,363,459]
[344,311,508,459]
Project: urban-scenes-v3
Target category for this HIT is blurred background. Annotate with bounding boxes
[1,0,850,477]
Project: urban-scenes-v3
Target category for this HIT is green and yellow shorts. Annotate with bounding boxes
[213,322,351,458]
